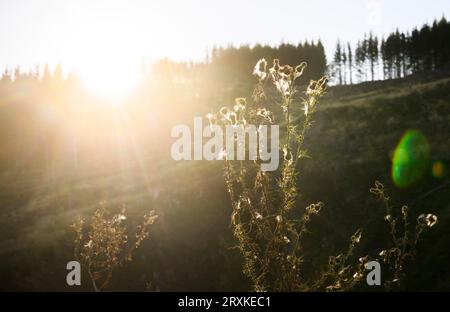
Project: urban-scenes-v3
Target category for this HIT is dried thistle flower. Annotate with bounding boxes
[269,59,281,80]
[294,62,307,78]
[304,77,328,116]
[253,58,268,81]
[256,108,274,123]
[234,98,246,112]
[274,77,291,96]
[418,214,438,228]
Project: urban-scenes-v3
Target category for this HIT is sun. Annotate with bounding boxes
[72,25,143,102]
[79,56,140,102]
[61,8,151,103]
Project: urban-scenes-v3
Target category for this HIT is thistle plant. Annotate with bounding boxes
[314,181,437,291]
[72,201,157,292]
[215,59,437,291]
[213,58,327,291]
[367,181,437,290]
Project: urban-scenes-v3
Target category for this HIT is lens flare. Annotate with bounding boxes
[392,130,429,188]
[432,160,447,179]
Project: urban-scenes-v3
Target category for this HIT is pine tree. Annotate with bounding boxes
[317,40,327,78]
[333,40,343,85]
[347,42,353,84]
[342,48,347,85]
[367,32,379,81]
[355,41,366,82]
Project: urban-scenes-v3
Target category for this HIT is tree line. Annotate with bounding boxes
[209,41,327,85]
[1,17,449,90]
[333,17,450,85]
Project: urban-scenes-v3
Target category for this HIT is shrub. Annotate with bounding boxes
[72,201,157,291]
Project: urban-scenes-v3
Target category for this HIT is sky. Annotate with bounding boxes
[0,0,449,73]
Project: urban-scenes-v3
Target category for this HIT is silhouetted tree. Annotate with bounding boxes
[337,17,450,83]
[333,40,343,85]
[367,32,379,81]
[355,40,366,82]
[347,42,353,85]
[342,46,347,84]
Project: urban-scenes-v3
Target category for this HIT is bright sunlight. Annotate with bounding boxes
[79,56,140,101]
[63,6,144,101]
[75,37,142,101]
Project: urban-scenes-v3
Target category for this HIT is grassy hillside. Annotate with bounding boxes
[302,76,450,290]
[0,75,449,291]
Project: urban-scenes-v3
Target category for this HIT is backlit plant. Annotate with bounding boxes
[72,201,157,291]
[214,58,437,291]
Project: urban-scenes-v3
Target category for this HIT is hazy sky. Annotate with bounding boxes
[0,0,448,72]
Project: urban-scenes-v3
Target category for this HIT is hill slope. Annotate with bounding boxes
[0,75,449,290]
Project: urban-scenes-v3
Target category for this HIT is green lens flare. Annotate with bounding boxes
[392,130,430,188]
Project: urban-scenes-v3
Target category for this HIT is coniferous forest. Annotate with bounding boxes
[332,17,450,83]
